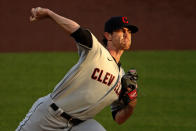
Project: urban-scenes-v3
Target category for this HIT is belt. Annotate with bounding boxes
[50,103,84,126]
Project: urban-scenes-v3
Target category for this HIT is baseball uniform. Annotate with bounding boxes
[16,28,125,131]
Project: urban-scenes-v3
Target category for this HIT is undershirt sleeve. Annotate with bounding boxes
[71,28,92,49]
[111,100,124,120]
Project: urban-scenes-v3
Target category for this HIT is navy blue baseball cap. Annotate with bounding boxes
[104,16,138,33]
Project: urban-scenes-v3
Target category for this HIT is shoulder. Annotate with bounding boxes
[71,28,93,49]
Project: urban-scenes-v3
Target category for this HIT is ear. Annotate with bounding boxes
[104,32,112,41]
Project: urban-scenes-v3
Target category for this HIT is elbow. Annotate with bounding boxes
[115,118,125,125]
[116,121,124,125]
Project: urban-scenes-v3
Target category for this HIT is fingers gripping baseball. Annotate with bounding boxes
[30,7,49,22]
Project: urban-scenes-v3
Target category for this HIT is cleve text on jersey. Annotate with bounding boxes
[91,68,115,86]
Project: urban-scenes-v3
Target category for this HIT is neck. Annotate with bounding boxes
[107,46,124,63]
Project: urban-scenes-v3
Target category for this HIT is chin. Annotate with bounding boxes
[123,44,131,50]
[120,41,131,50]
[120,45,130,50]
[124,47,130,50]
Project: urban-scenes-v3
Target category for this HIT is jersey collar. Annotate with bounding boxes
[111,56,121,70]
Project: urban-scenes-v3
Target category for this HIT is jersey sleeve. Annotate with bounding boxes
[71,27,105,60]
[71,28,92,49]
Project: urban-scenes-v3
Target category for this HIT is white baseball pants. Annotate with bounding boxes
[16,94,106,131]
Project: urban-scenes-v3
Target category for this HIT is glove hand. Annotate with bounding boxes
[122,84,138,105]
[119,69,138,105]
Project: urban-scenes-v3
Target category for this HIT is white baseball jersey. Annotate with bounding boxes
[16,28,126,131]
[50,29,125,120]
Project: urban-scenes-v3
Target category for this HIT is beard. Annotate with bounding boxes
[120,37,131,50]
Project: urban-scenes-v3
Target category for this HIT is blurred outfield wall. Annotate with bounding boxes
[0,0,195,52]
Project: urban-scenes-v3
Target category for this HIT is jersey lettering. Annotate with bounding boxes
[103,72,110,84]
[113,81,121,95]
[97,70,103,82]
[91,68,115,86]
[107,75,115,86]
[91,68,100,79]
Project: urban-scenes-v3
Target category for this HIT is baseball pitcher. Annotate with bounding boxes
[16,7,139,131]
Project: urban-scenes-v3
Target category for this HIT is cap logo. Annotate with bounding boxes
[122,17,128,23]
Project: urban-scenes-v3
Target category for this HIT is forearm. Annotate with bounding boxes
[30,7,80,34]
[115,99,137,125]
[47,10,80,34]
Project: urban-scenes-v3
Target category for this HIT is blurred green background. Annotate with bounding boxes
[0,51,196,131]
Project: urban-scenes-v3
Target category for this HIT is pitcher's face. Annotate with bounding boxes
[111,28,132,50]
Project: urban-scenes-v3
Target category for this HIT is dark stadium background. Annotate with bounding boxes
[0,0,195,52]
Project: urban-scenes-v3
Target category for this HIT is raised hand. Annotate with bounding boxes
[30,7,50,22]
